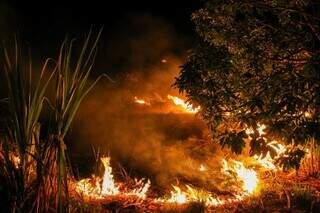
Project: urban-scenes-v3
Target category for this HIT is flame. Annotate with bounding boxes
[134,96,150,105]
[128,178,151,199]
[245,123,266,136]
[167,95,200,113]
[253,141,287,169]
[74,156,150,199]
[245,123,287,170]
[167,185,188,204]
[257,124,266,136]
[222,159,258,194]
[75,175,102,197]
[160,159,259,206]
[74,156,258,206]
[100,157,119,195]
[159,184,244,206]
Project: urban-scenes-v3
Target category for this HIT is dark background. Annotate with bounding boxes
[0,0,202,54]
[0,0,212,183]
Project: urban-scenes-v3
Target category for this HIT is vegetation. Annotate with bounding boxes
[175,0,320,170]
[1,1,319,212]
[0,31,103,212]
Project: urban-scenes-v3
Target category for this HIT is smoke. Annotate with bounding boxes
[68,14,224,189]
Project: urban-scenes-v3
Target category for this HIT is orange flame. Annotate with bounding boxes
[100,157,119,195]
[222,159,258,194]
[134,96,150,106]
[74,156,150,199]
[73,156,262,207]
[246,123,287,170]
[167,95,200,113]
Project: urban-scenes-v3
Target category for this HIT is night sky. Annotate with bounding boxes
[1,0,202,77]
[1,0,201,46]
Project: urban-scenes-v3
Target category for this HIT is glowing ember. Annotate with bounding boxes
[167,95,200,113]
[304,111,312,118]
[10,153,21,169]
[222,159,258,194]
[100,157,119,195]
[134,96,150,105]
[199,164,206,172]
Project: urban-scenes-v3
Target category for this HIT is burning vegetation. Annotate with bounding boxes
[1,1,320,212]
[0,33,320,212]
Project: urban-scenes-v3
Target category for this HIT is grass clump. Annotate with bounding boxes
[0,30,104,212]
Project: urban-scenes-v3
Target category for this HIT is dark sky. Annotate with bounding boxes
[3,0,202,44]
[1,0,203,76]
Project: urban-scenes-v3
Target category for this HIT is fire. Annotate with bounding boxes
[134,96,150,105]
[74,156,150,199]
[159,159,259,206]
[75,175,102,197]
[245,123,287,170]
[100,157,119,195]
[245,123,266,136]
[167,95,200,113]
[167,185,188,204]
[160,183,244,206]
[254,141,287,169]
[222,159,258,194]
[199,164,206,172]
[129,178,151,199]
[74,156,260,207]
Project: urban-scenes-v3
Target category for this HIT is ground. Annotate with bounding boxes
[71,172,320,213]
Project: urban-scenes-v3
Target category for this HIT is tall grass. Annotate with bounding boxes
[301,138,320,176]
[0,30,104,212]
[52,29,103,212]
[1,38,55,212]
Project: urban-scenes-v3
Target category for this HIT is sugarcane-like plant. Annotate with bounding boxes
[51,29,103,212]
[0,30,105,212]
[0,39,55,212]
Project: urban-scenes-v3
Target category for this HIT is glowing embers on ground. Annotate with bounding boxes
[159,184,242,206]
[167,95,200,113]
[74,156,260,206]
[159,159,258,206]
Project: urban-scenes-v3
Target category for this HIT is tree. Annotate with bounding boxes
[175,0,320,169]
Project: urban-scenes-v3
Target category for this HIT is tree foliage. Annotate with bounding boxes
[176,0,320,168]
